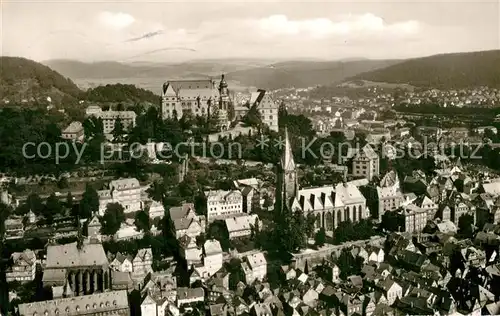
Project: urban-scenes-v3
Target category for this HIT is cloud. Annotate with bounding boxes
[99,11,135,29]
[256,14,420,38]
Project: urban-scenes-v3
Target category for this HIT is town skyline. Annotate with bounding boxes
[2,0,499,62]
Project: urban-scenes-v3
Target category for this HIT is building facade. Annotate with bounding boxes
[6,250,37,282]
[205,190,243,222]
[98,178,143,215]
[61,121,84,141]
[85,106,136,136]
[161,76,231,130]
[248,89,279,132]
[352,144,380,181]
[18,290,130,316]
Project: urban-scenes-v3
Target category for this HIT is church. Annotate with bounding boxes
[275,128,368,234]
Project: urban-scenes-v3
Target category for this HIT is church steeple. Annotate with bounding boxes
[275,126,299,219]
[281,127,295,172]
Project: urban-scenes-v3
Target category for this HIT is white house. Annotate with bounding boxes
[133,248,153,276]
[6,250,36,282]
[241,252,267,284]
[141,292,170,316]
[169,203,205,239]
[176,287,204,307]
[205,190,243,222]
[98,178,144,215]
[202,240,223,278]
[109,253,133,273]
[224,214,259,239]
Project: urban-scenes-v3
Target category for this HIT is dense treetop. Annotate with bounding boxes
[84,83,160,104]
[350,50,500,89]
[0,57,82,103]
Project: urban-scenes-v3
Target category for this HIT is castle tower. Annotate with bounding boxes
[217,74,230,131]
[275,127,299,219]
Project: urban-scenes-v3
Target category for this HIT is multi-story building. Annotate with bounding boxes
[275,128,367,234]
[161,75,231,130]
[98,178,143,215]
[6,250,37,282]
[376,186,403,222]
[403,204,428,233]
[133,248,153,276]
[85,106,136,136]
[61,121,84,141]
[169,203,205,239]
[248,89,279,132]
[352,144,380,181]
[18,290,130,316]
[241,252,267,284]
[205,190,243,222]
[179,235,202,267]
[202,240,223,278]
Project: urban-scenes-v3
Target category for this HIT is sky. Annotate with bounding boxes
[1,0,499,63]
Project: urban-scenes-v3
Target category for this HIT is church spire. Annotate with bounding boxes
[281,127,295,171]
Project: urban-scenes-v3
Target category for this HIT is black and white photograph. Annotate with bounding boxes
[1,1,500,315]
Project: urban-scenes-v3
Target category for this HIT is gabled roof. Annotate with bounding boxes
[45,242,108,268]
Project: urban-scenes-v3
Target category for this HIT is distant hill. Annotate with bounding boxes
[43,59,275,80]
[349,50,500,89]
[225,59,401,90]
[85,83,160,104]
[0,56,83,104]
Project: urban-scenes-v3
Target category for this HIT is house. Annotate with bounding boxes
[176,287,204,307]
[169,203,205,239]
[179,235,202,267]
[248,89,279,132]
[352,144,380,181]
[378,278,402,305]
[202,240,223,278]
[109,253,133,273]
[61,121,84,141]
[4,216,24,240]
[133,248,153,276]
[97,178,143,215]
[366,246,384,263]
[224,214,259,239]
[141,291,169,316]
[233,178,263,212]
[6,250,37,282]
[241,252,267,284]
[280,265,297,281]
[205,190,243,222]
[87,216,102,239]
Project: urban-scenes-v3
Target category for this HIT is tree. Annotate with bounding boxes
[65,192,73,210]
[26,193,44,216]
[79,185,99,219]
[305,213,316,239]
[242,106,262,128]
[45,193,62,222]
[101,203,125,236]
[112,118,126,142]
[458,213,475,239]
[135,210,151,232]
[315,228,326,247]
